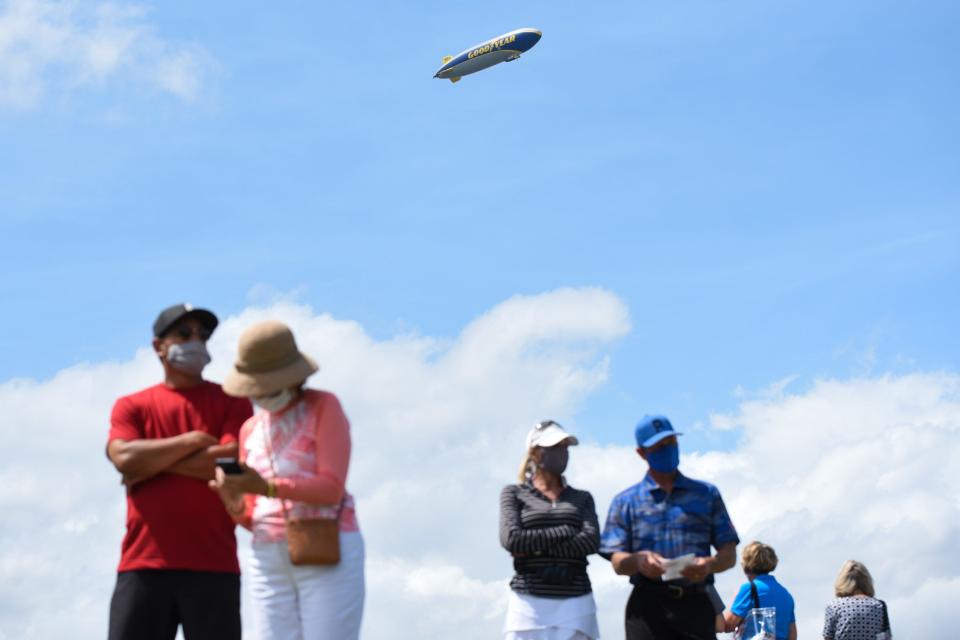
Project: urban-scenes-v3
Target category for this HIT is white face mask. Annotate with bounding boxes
[165,340,211,375]
[254,388,295,413]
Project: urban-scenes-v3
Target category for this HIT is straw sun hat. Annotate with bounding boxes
[223,321,318,397]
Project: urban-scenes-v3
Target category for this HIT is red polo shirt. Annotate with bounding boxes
[108,382,253,573]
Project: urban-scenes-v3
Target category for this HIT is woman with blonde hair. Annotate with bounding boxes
[209,320,364,639]
[723,541,796,640]
[499,420,600,640]
[823,560,892,640]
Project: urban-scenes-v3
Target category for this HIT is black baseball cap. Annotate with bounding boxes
[153,303,219,338]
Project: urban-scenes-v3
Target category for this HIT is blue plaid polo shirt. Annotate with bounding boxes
[600,472,739,585]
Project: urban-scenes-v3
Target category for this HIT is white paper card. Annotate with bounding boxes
[661,553,696,581]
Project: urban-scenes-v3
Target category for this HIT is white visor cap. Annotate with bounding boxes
[526,420,579,449]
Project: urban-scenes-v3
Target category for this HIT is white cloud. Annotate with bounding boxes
[697,374,960,639]
[0,0,212,108]
[366,555,509,634]
[0,290,956,638]
[561,373,960,638]
[0,287,629,638]
[475,374,958,638]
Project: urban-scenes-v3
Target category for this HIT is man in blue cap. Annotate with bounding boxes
[600,415,739,640]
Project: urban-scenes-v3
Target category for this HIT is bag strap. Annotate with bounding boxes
[261,411,346,522]
[879,599,890,632]
[750,580,760,610]
[261,415,293,525]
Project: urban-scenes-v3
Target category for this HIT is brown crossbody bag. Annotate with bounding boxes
[263,422,343,566]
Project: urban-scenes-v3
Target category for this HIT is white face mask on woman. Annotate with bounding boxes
[253,388,295,413]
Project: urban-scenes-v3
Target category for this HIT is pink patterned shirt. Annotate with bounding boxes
[236,389,359,543]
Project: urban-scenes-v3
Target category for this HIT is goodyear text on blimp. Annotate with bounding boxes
[467,34,517,59]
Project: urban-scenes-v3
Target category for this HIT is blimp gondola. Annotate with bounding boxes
[434,28,542,83]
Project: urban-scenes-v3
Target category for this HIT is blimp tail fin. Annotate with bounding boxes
[449,76,461,84]
[442,55,453,64]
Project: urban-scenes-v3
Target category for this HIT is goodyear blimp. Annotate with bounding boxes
[434,28,542,83]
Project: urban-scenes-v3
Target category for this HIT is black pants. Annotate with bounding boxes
[108,570,240,640]
[625,584,717,640]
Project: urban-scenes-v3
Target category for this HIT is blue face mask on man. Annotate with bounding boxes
[646,442,679,473]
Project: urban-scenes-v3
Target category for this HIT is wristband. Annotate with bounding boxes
[266,480,277,499]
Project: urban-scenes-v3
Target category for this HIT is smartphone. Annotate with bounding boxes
[215,458,244,475]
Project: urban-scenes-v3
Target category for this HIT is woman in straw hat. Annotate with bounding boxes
[209,320,364,639]
[500,420,601,640]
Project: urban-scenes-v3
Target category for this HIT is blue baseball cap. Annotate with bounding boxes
[634,415,682,448]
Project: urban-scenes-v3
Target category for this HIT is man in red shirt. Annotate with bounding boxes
[106,304,253,640]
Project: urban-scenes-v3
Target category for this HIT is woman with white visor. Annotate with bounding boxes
[500,420,601,640]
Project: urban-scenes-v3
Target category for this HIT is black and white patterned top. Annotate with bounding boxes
[499,482,600,598]
[823,596,889,640]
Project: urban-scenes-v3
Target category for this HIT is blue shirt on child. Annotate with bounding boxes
[731,573,796,640]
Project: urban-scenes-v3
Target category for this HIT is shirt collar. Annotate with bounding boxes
[525,477,568,497]
[642,470,693,493]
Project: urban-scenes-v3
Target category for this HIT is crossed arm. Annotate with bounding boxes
[107,431,238,486]
[550,495,600,557]
[499,488,600,557]
[500,487,576,555]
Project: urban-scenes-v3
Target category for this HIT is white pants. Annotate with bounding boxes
[248,531,365,640]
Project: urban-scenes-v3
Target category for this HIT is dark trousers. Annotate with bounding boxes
[108,570,240,640]
[625,583,717,640]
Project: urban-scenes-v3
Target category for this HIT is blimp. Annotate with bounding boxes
[434,28,542,83]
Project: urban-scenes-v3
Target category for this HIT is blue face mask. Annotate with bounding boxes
[646,443,679,472]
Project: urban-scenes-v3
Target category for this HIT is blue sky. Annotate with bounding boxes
[2,2,959,637]
[2,0,957,451]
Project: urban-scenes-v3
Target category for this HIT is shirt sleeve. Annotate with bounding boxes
[499,485,578,554]
[599,493,633,558]
[231,420,255,530]
[822,603,837,639]
[710,486,740,548]
[108,396,142,443]
[220,395,253,445]
[550,492,601,557]
[730,582,752,617]
[273,393,350,505]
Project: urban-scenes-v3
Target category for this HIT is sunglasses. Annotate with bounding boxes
[535,420,558,430]
[172,325,212,341]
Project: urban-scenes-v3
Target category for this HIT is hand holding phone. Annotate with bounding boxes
[215,458,244,475]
